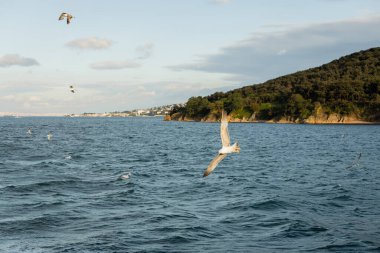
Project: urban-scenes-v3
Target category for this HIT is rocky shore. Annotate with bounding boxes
[164,113,377,124]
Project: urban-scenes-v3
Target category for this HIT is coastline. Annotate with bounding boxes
[164,114,379,125]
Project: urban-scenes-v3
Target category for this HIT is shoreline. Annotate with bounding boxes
[164,114,379,125]
[2,114,378,124]
[165,119,379,125]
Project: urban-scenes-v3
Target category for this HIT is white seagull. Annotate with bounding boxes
[69,85,75,93]
[203,110,240,177]
[346,152,362,169]
[59,12,74,24]
[27,128,32,135]
[47,132,53,141]
[119,172,131,180]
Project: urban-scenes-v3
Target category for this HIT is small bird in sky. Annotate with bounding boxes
[203,110,240,177]
[27,128,32,135]
[69,85,75,93]
[47,132,53,141]
[59,12,74,24]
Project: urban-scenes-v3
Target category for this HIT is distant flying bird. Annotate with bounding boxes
[346,152,362,169]
[27,128,32,135]
[47,132,53,141]
[59,12,74,24]
[203,110,240,177]
[69,85,75,93]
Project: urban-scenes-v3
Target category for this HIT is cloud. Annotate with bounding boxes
[169,16,380,83]
[136,85,156,96]
[90,60,141,70]
[65,37,113,50]
[128,81,237,107]
[210,0,232,5]
[71,80,233,111]
[277,49,287,55]
[135,42,154,60]
[0,94,49,109]
[0,54,39,67]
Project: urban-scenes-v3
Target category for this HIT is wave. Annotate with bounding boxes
[281,220,328,238]
[311,241,373,251]
[250,199,293,211]
[1,178,84,194]
[1,117,379,252]
[0,214,66,236]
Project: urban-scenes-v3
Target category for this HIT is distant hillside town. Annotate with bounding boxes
[66,104,184,117]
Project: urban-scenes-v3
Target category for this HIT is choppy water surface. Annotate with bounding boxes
[0,117,379,252]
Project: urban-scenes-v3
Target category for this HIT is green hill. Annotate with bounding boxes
[168,47,380,123]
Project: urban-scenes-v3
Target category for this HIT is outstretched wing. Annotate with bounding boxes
[346,152,362,169]
[220,110,230,147]
[203,154,227,177]
[59,13,67,20]
[66,16,72,24]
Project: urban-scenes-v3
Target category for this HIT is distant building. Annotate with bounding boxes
[72,103,184,117]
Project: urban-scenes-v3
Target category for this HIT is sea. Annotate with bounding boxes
[0,117,379,253]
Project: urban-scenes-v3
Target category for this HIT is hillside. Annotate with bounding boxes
[168,47,380,123]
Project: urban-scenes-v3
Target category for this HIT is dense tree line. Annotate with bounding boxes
[170,47,380,121]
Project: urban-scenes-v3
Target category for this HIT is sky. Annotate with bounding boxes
[1,0,380,115]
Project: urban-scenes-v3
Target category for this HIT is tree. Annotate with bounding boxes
[224,92,245,113]
[185,96,211,117]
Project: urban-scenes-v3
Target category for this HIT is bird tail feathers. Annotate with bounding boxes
[233,142,240,153]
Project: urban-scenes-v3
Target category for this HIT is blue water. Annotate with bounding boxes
[0,117,379,252]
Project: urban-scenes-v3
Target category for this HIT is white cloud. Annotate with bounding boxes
[210,0,232,5]
[169,16,380,83]
[0,54,39,67]
[1,94,48,109]
[65,37,113,50]
[137,86,156,96]
[135,42,154,60]
[90,60,141,70]
[277,49,287,55]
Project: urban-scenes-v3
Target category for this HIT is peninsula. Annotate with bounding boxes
[166,48,380,124]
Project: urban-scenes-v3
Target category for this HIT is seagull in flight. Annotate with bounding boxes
[69,85,75,93]
[203,110,240,177]
[346,152,362,169]
[47,132,53,141]
[59,12,74,24]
